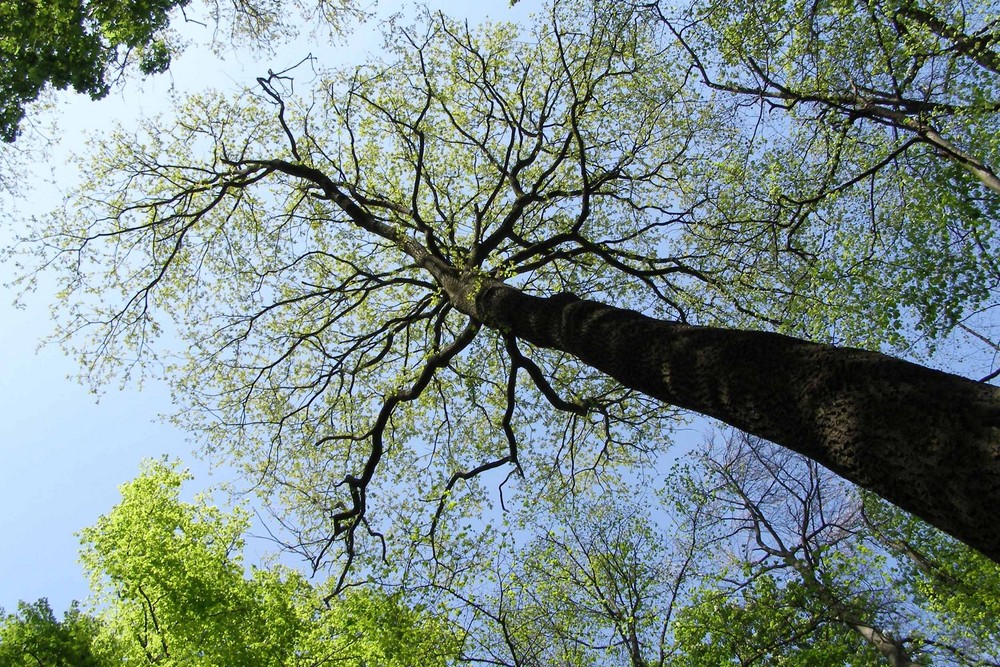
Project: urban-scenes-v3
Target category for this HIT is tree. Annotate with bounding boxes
[476,494,689,667]
[668,433,1000,666]
[0,461,462,665]
[0,599,104,667]
[646,0,1000,350]
[655,0,1000,191]
[672,434,919,666]
[9,444,997,666]
[862,491,1000,656]
[79,459,303,665]
[0,0,362,142]
[435,430,1000,666]
[23,0,1000,578]
[76,459,461,666]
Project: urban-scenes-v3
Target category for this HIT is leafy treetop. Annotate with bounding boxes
[0,0,361,142]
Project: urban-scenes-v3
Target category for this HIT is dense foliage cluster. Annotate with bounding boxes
[1,462,461,666]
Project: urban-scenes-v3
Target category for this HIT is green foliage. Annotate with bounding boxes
[0,0,362,142]
[673,576,881,667]
[15,0,1000,663]
[662,0,1000,349]
[80,459,303,665]
[0,0,186,142]
[0,599,104,667]
[73,460,463,666]
[299,589,461,667]
[865,493,1000,650]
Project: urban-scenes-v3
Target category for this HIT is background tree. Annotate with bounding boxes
[671,433,1000,666]
[437,430,1000,666]
[672,435,918,666]
[483,494,690,667]
[863,492,1000,657]
[17,459,461,666]
[79,460,303,665]
[0,0,362,142]
[3,449,998,666]
[648,0,1000,353]
[0,599,105,667]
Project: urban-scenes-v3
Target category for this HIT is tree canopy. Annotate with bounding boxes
[0,0,361,142]
[10,0,1000,661]
[5,444,1000,665]
[24,0,1000,563]
[651,0,1000,346]
[0,460,461,666]
[468,430,1000,665]
[0,599,103,667]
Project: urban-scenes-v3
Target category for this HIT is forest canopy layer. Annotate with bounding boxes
[9,0,1000,663]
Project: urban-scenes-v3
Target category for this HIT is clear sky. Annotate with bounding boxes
[0,0,538,616]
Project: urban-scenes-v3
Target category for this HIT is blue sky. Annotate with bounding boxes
[0,0,538,616]
[0,309,185,611]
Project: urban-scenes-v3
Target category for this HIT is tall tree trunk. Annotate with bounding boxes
[272,156,1000,561]
[458,280,1000,563]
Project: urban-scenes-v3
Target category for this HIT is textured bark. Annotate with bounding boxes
[462,281,1000,563]
[287,146,1000,561]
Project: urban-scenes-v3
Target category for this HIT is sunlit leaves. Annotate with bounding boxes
[863,493,1000,652]
[75,460,463,666]
[673,575,882,667]
[79,459,303,666]
[661,0,1000,351]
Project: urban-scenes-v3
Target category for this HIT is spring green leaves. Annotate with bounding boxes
[0,600,103,667]
[0,460,462,666]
